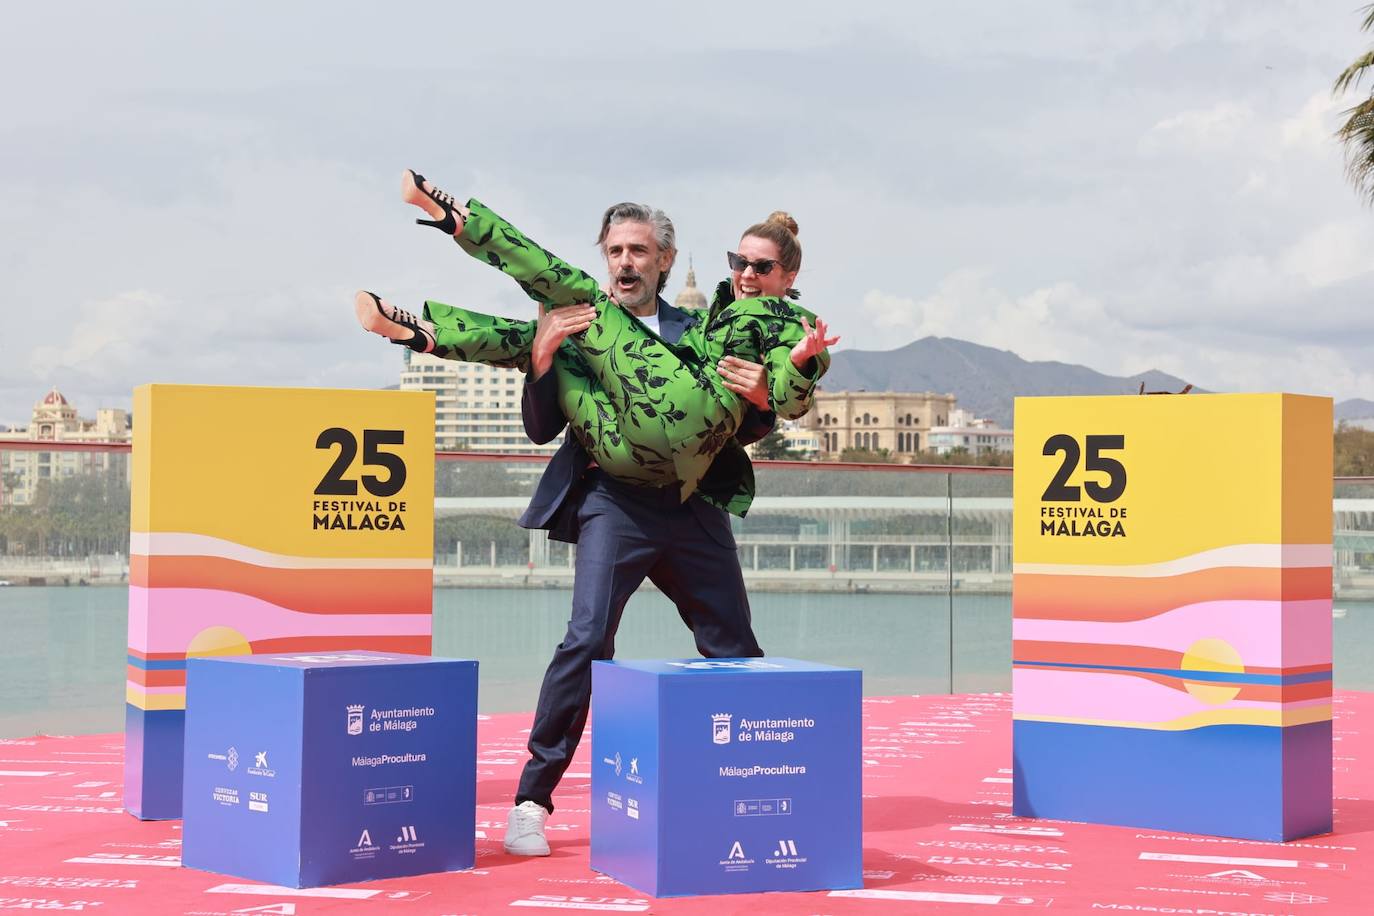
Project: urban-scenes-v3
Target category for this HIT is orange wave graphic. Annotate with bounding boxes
[1012,640,1330,678]
[1012,661,1331,703]
[244,634,432,655]
[1013,566,1331,622]
[130,555,431,615]
[128,649,184,663]
[125,635,434,688]
[127,666,187,688]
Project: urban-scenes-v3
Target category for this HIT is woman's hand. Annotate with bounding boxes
[790,316,839,368]
[717,356,770,411]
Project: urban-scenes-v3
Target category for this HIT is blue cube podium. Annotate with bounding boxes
[591,657,862,897]
[181,651,476,888]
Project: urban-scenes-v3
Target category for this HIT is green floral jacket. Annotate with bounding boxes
[419,199,829,514]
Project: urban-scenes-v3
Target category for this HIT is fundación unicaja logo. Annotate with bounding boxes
[347,705,365,736]
[712,713,733,745]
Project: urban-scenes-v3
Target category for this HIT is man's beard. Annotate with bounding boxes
[615,270,657,310]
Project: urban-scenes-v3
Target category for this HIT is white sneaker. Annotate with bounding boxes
[504,800,551,856]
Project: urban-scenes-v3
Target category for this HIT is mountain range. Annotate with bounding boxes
[822,337,1367,428]
[1336,399,1374,422]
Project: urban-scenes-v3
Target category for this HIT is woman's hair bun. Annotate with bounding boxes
[766,211,799,236]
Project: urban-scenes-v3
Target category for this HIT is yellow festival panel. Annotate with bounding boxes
[1013,393,1330,566]
[1283,396,1337,544]
[125,383,436,820]
[1011,392,1334,842]
[131,384,434,558]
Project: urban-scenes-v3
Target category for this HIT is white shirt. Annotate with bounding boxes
[636,307,661,337]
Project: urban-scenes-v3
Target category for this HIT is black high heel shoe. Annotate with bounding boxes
[355,291,436,353]
[406,170,463,235]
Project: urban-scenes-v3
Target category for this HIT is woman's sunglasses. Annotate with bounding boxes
[727,251,780,276]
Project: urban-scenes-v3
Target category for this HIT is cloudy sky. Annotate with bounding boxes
[2,1,1371,426]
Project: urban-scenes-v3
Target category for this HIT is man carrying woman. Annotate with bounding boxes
[357,171,837,508]
[355,171,837,855]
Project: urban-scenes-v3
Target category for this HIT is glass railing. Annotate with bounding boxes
[1334,478,1374,692]
[0,443,133,738]
[1,442,1368,738]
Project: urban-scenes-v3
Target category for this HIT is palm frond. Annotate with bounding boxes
[1336,96,1374,205]
[1334,49,1374,94]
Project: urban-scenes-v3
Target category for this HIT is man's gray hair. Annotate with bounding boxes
[596,202,676,291]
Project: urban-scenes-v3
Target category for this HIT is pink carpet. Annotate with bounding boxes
[1,692,1370,915]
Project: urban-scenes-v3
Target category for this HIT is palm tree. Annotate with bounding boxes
[1335,5,1374,204]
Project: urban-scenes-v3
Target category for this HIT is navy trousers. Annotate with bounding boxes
[514,470,763,812]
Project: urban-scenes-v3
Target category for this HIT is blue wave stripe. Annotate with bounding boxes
[126,655,186,671]
[1012,659,1331,685]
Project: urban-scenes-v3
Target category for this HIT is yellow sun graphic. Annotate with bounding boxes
[185,626,253,658]
[1180,638,1244,704]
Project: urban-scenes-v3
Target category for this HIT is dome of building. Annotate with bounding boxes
[40,387,68,406]
[673,257,708,311]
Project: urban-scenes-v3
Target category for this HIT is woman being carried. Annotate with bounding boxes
[356,170,837,509]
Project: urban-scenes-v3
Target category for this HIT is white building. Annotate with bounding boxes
[743,419,820,460]
[781,420,820,458]
[399,352,560,455]
[926,408,1013,456]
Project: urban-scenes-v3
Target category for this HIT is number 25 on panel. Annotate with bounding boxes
[1041,434,1126,503]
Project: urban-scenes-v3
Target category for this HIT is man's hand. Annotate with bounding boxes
[530,303,597,379]
[717,356,770,411]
